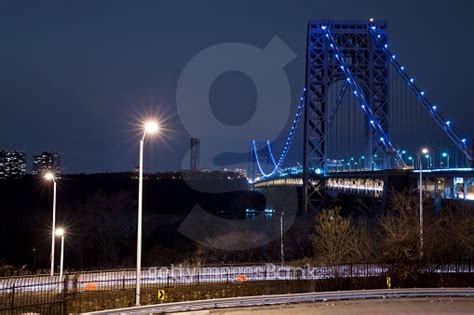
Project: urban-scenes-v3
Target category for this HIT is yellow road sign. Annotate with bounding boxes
[158,289,165,301]
[386,276,391,289]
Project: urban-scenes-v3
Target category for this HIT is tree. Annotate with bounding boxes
[377,192,437,280]
[426,203,474,263]
[312,207,370,266]
[75,191,135,267]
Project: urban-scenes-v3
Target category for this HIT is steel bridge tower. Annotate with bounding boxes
[303,20,390,212]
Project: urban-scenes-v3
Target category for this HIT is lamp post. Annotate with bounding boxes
[418,148,429,258]
[442,152,449,169]
[425,154,432,169]
[359,156,365,171]
[400,150,407,164]
[136,120,159,306]
[44,172,57,277]
[408,156,414,168]
[280,211,284,266]
[55,228,65,280]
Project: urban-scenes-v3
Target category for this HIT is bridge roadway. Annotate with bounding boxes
[252,168,474,201]
[87,288,474,314]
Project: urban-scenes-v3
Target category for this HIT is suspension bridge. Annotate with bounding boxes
[249,20,474,211]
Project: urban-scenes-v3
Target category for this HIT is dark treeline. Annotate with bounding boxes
[0,173,266,271]
[2,174,473,279]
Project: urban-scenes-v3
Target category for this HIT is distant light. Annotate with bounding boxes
[361,105,366,109]
[361,156,365,159]
[374,154,378,158]
[432,105,437,110]
[420,91,425,96]
[425,154,430,159]
[371,26,376,30]
[421,148,429,155]
[462,138,467,143]
[380,137,384,141]
[351,157,354,161]
[340,65,345,70]
[321,25,327,30]
[410,78,415,83]
[369,18,374,22]
[335,54,339,58]
[300,97,304,101]
[401,150,406,154]
[377,34,381,39]
[446,121,451,126]
[408,156,413,160]
[370,120,374,124]
[384,44,388,49]
[303,88,306,91]
[392,54,396,59]
[400,66,405,71]
[442,152,448,157]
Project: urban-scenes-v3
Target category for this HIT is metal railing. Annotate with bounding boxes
[0,261,472,314]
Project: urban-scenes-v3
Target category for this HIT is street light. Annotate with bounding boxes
[280,211,284,266]
[136,120,159,306]
[400,150,407,165]
[44,172,57,277]
[359,156,365,170]
[442,152,449,168]
[418,148,429,257]
[55,228,65,280]
[425,154,431,169]
[372,154,379,170]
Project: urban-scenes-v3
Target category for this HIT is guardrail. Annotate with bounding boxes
[87,288,474,314]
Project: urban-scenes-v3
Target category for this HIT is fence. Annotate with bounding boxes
[0,274,66,314]
[0,261,472,314]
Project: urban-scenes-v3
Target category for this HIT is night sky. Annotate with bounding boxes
[0,0,472,173]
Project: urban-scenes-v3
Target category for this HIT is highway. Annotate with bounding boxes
[1,263,471,293]
[86,288,474,314]
[0,264,389,293]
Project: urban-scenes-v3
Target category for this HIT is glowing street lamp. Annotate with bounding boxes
[418,148,429,257]
[442,152,449,168]
[44,172,57,277]
[136,120,159,306]
[408,156,414,168]
[359,156,365,170]
[55,228,65,280]
[425,154,432,169]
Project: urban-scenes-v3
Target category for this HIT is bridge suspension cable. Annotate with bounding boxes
[322,26,406,168]
[252,92,305,178]
[368,26,473,162]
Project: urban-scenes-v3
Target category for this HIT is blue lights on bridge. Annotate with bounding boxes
[249,22,473,183]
